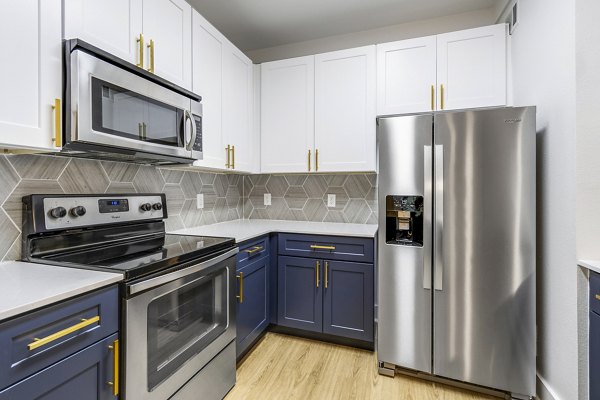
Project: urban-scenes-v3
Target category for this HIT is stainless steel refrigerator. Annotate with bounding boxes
[377,107,536,398]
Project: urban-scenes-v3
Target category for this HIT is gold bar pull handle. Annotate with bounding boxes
[236,272,244,303]
[28,316,100,351]
[595,294,600,301]
[440,84,445,110]
[147,39,155,73]
[325,261,329,289]
[308,149,311,172]
[52,98,61,147]
[430,85,435,111]
[136,33,144,68]
[231,145,235,169]
[244,246,263,254]
[315,149,319,172]
[107,339,119,396]
[316,261,320,288]
[225,145,231,168]
[310,244,336,251]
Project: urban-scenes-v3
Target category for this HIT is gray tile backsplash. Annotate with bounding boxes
[0,154,378,261]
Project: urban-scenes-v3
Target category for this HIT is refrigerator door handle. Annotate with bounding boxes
[423,145,432,290]
[434,144,444,291]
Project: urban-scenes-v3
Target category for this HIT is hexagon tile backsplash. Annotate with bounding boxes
[0,154,377,261]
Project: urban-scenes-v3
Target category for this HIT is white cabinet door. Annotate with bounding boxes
[192,11,225,170]
[261,56,315,173]
[315,46,376,172]
[0,0,62,150]
[223,44,254,172]
[376,36,437,115]
[437,24,507,110]
[64,0,143,65]
[143,0,192,89]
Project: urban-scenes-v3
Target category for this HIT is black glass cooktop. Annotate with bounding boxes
[36,234,235,280]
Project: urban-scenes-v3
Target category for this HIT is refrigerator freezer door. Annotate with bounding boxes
[377,114,433,373]
[433,107,536,396]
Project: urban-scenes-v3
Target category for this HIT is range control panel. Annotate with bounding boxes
[41,194,166,230]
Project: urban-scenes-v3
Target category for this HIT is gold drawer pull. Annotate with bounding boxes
[244,246,263,254]
[237,272,244,303]
[107,339,119,396]
[28,316,100,351]
[595,294,600,301]
[325,261,329,289]
[316,261,320,288]
[310,245,336,251]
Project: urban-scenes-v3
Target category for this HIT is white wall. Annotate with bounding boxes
[246,9,495,62]
[502,0,578,399]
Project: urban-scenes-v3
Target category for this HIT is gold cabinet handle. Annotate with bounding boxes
[440,84,445,110]
[431,85,435,111]
[316,261,320,288]
[147,39,155,73]
[315,149,319,172]
[236,272,244,303]
[136,33,144,68]
[107,339,119,396]
[52,98,61,147]
[308,149,311,172]
[225,144,231,168]
[325,261,329,289]
[28,316,100,351]
[595,294,600,301]
[231,145,235,169]
[244,245,263,254]
[310,245,336,251]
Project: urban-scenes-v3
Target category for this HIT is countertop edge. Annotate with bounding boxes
[579,260,600,275]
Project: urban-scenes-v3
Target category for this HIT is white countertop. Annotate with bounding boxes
[579,260,600,275]
[171,219,378,243]
[0,261,123,321]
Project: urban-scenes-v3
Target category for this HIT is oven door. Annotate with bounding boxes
[125,248,237,400]
[68,49,198,160]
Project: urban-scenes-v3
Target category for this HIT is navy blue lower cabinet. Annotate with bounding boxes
[236,256,269,358]
[0,333,119,400]
[277,256,323,333]
[591,310,600,400]
[323,260,374,342]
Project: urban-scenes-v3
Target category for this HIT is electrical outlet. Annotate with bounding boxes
[196,193,204,209]
[327,194,336,208]
[264,193,271,206]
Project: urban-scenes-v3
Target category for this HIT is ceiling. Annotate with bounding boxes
[187,0,498,51]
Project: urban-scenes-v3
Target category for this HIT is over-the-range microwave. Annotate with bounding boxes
[63,39,202,165]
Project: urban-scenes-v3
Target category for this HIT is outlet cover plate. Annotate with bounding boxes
[197,193,204,209]
[327,194,336,207]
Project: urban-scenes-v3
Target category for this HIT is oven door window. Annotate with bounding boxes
[91,77,184,147]
[146,267,227,390]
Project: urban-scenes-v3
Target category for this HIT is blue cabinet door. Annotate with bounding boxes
[236,255,269,358]
[277,256,322,333]
[591,311,600,400]
[0,333,119,400]
[323,260,374,341]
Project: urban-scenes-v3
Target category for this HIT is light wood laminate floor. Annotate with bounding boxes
[226,333,499,400]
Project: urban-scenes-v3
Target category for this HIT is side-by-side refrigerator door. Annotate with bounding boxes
[432,107,536,396]
[377,114,433,374]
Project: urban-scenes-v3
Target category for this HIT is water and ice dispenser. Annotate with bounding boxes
[385,195,423,246]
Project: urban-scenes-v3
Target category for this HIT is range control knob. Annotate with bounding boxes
[70,206,86,217]
[49,206,67,219]
[152,203,163,211]
[140,203,152,212]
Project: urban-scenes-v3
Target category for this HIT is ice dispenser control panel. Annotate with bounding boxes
[385,195,423,247]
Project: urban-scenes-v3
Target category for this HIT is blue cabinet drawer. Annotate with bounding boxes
[0,286,119,390]
[278,234,374,263]
[237,236,270,269]
[590,272,600,315]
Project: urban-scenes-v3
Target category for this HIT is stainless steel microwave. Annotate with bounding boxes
[63,39,202,165]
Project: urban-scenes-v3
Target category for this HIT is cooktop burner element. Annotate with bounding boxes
[21,193,236,280]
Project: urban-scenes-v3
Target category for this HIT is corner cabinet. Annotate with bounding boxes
[64,0,192,89]
[0,0,62,151]
[192,11,255,172]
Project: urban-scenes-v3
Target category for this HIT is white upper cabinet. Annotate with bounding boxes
[64,0,192,89]
[0,0,62,150]
[315,46,376,172]
[376,36,437,115]
[192,10,225,169]
[437,24,507,111]
[63,0,143,65]
[261,56,315,173]
[142,0,192,89]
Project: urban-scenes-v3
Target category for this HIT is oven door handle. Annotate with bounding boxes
[128,247,239,295]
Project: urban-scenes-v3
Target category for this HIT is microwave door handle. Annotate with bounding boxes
[184,110,197,151]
